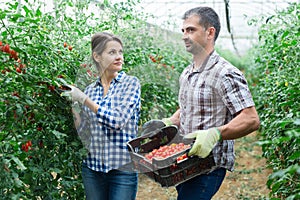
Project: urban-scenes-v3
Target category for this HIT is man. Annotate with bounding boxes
[143,6,260,200]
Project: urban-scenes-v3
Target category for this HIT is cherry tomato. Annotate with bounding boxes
[16,67,22,73]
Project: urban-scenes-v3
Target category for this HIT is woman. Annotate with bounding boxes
[63,32,141,200]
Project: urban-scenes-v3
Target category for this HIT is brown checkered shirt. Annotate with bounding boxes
[178,51,255,171]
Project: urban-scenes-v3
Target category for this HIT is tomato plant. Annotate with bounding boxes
[1,0,258,198]
[0,0,190,198]
[0,0,89,198]
[249,3,300,199]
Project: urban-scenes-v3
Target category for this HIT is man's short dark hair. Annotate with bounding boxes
[182,7,221,41]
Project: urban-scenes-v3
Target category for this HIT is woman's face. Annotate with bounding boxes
[95,40,123,75]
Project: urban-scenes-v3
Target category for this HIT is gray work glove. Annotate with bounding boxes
[61,84,88,104]
[140,118,172,136]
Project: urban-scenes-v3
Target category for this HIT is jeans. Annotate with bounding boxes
[82,163,138,200]
[176,167,226,200]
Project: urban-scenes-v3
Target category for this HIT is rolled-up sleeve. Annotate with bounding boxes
[219,70,255,115]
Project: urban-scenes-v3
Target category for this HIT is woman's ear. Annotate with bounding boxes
[93,52,101,62]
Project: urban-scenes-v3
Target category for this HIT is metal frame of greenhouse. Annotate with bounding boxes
[2,0,298,55]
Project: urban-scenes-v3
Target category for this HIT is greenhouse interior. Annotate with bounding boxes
[1,0,299,199]
[114,0,298,55]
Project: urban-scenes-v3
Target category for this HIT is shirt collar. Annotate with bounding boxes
[205,50,220,70]
[188,50,220,73]
[93,71,126,87]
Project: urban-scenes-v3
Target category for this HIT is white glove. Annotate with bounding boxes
[184,128,221,158]
[61,84,88,104]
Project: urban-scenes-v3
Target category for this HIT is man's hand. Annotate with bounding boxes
[184,128,221,158]
[61,85,88,104]
[140,118,173,135]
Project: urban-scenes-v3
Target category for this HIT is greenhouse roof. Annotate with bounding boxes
[2,0,298,55]
[112,0,298,55]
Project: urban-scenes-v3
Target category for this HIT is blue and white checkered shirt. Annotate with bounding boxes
[78,71,141,173]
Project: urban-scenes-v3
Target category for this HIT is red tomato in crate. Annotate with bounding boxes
[144,143,190,162]
[176,153,188,162]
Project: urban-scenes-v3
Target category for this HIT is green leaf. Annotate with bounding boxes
[291,40,298,46]
[22,5,32,17]
[288,151,300,161]
[52,130,67,139]
[12,171,24,188]
[1,30,8,37]
[11,156,27,170]
[49,167,62,174]
[0,10,7,19]
[282,30,289,39]
[36,8,42,17]
[294,118,300,125]
[103,0,110,7]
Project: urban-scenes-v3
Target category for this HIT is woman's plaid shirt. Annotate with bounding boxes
[78,71,141,173]
[178,51,255,171]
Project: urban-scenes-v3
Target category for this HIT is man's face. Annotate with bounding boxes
[181,15,209,55]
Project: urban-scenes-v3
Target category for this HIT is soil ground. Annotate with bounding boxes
[136,132,272,200]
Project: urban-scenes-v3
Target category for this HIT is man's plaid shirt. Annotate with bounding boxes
[178,51,255,171]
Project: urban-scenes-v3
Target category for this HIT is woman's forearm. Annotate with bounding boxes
[84,97,100,114]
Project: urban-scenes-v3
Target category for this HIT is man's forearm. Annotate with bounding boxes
[218,106,260,140]
[170,109,180,127]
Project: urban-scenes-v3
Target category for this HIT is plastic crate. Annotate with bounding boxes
[151,155,216,187]
[127,125,217,187]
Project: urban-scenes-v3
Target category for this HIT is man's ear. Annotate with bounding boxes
[207,27,216,40]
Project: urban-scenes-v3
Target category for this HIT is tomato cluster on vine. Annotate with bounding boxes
[63,41,73,51]
[149,54,175,69]
[21,140,32,152]
[0,41,26,74]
